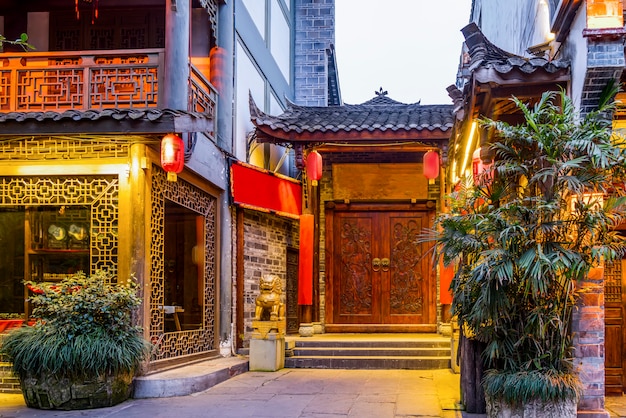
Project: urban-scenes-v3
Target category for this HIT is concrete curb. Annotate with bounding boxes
[133,356,249,398]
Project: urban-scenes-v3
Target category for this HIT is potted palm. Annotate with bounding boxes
[0,270,151,410]
[435,90,626,417]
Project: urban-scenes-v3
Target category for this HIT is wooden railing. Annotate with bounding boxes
[0,49,217,127]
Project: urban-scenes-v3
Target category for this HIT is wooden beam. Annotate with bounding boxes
[253,127,451,143]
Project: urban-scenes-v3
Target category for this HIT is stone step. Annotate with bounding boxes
[292,339,450,349]
[291,346,450,357]
[284,355,451,370]
[283,333,453,370]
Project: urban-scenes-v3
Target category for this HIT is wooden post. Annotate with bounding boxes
[235,207,244,351]
[312,181,320,322]
[164,0,190,111]
[460,334,486,413]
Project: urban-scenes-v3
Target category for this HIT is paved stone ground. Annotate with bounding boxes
[1,368,626,417]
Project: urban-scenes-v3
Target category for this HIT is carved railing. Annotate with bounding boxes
[0,49,217,132]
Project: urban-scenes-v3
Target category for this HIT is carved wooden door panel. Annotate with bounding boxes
[605,258,626,394]
[332,212,381,323]
[331,210,433,326]
[384,213,432,324]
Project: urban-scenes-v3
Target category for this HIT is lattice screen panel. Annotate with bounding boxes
[0,176,119,275]
[150,167,217,362]
[0,137,130,161]
[605,260,622,303]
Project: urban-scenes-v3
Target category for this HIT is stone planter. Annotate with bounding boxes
[20,369,133,410]
[486,395,577,418]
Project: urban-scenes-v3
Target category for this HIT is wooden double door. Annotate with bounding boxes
[325,203,436,332]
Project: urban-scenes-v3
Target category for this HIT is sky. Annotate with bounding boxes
[335,0,473,105]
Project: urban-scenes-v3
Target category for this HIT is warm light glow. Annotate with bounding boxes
[570,192,605,212]
[587,0,624,29]
[460,121,478,180]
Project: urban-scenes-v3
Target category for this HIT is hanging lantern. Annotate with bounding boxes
[423,150,439,182]
[306,150,323,186]
[209,46,226,95]
[161,133,185,182]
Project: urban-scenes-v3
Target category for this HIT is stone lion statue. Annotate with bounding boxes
[254,274,285,321]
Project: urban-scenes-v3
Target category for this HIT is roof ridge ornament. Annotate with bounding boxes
[375,87,388,96]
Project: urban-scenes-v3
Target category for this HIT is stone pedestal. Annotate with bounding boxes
[249,319,285,371]
[312,321,324,334]
[298,322,314,337]
[451,321,460,374]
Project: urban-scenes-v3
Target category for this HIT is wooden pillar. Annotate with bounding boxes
[118,143,151,339]
[312,181,320,322]
[460,334,486,413]
[299,169,314,326]
[235,207,244,351]
[164,0,190,110]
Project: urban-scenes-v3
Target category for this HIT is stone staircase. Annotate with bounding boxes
[284,334,451,370]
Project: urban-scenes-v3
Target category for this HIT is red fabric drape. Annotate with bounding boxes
[298,214,314,305]
[440,261,454,304]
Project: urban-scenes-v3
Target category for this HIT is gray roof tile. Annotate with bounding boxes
[250,93,454,135]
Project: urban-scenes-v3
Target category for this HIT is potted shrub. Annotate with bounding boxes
[435,90,626,417]
[0,270,151,410]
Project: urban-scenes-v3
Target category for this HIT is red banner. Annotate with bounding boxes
[230,162,302,218]
[298,214,314,305]
[440,261,454,305]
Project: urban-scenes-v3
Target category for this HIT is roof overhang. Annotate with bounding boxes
[0,109,214,136]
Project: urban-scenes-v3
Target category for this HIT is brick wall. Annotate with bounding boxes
[0,335,20,393]
[572,267,607,417]
[294,0,335,106]
[240,210,299,346]
[580,38,625,115]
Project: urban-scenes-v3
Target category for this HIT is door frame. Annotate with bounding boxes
[324,200,438,333]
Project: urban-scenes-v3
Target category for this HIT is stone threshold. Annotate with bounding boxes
[133,356,249,399]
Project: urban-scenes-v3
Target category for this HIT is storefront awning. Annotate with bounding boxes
[230,161,301,219]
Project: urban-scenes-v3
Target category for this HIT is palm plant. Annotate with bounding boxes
[436,89,626,409]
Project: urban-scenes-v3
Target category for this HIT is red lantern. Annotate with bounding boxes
[209,46,226,95]
[306,150,323,186]
[423,150,439,181]
[161,133,184,181]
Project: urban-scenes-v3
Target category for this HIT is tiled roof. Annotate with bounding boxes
[461,22,570,76]
[0,108,214,135]
[250,92,454,136]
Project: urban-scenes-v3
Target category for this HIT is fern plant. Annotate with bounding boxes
[1,270,151,379]
[436,89,626,406]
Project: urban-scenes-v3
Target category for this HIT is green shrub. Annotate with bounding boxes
[1,270,151,378]
[434,89,626,403]
[483,369,581,406]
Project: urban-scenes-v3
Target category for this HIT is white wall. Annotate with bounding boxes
[473,0,553,56]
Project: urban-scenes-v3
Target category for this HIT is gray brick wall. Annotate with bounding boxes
[581,39,625,114]
[241,210,299,345]
[294,0,335,106]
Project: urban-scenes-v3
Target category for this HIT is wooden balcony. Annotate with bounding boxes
[0,48,217,138]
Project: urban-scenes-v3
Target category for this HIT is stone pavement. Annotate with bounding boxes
[1,368,626,417]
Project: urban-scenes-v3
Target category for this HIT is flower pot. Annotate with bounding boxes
[20,369,133,410]
[486,395,577,418]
